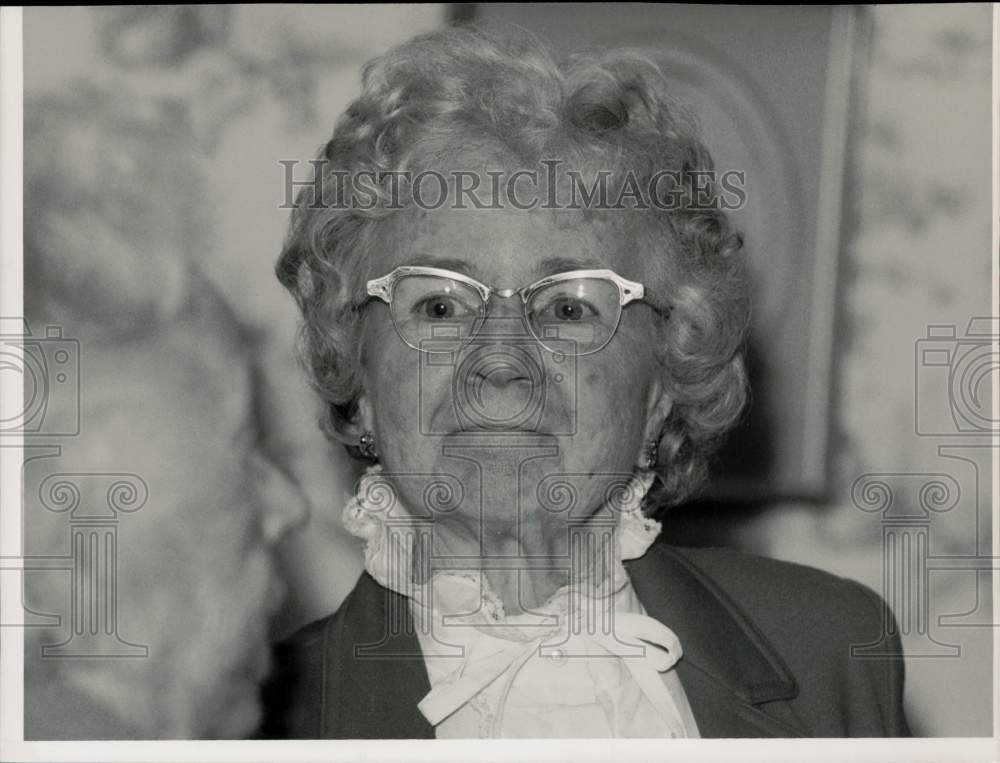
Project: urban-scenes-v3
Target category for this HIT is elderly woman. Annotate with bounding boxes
[263,26,909,738]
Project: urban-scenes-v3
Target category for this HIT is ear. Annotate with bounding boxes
[329,391,376,448]
[640,377,673,447]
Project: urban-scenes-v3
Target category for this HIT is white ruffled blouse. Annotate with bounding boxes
[343,466,701,739]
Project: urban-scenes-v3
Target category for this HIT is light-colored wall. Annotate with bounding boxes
[739,4,992,737]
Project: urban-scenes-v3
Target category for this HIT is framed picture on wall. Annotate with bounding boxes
[467,3,860,502]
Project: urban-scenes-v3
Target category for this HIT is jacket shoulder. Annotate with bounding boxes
[258,579,365,739]
[660,544,884,620]
[655,544,910,736]
[272,568,381,656]
[259,572,434,739]
[277,609,340,652]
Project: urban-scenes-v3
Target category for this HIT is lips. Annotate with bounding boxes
[251,640,273,683]
[264,575,287,618]
[456,422,549,433]
[441,430,562,455]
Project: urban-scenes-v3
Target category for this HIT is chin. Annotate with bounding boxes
[168,566,279,738]
[180,634,272,738]
[200,675,264,739]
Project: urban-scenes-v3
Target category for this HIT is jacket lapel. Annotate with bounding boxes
[325,572,434,738]
[332,543,810,738]
[626,544,809,738]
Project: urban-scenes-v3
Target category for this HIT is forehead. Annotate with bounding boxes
[119,334,247,422]
[371,203,648,287]
[83,301,254,456]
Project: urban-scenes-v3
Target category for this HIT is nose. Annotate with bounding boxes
[252,452,309,543]
[474,355,530,388]
[454,335,547,431]
[478,296,530,334]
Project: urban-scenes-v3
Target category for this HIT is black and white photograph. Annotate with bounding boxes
[0,4,995,761]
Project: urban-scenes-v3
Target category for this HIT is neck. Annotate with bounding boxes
[429,513,619,614]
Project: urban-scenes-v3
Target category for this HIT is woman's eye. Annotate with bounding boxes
[414,295,473,320]
[543,297,597,321]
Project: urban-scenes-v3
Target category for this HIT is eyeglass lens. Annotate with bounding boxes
[389,274,624,355]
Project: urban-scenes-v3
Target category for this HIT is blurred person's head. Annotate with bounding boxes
[21,86,308,739]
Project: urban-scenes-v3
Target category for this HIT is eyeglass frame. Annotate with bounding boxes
[363,265,663,356]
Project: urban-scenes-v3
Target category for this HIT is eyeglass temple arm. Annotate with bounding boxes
[620,279,672,318]
[366,274,393,303]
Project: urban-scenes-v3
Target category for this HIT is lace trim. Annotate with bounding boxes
[344,464,660,622]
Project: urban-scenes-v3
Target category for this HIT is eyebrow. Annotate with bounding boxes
[241,361,298,482]
[405,254,476,275]
[404,254,609,282]
[535,256,606,277]
[234,361,265,447]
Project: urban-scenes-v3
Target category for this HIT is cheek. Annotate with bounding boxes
[574,349,653,444]
[363,333,426,449]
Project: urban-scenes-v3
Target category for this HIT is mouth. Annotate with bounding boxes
[456,422,548,434]
[265,575,287,618]
[251,640,273,683]
[442,429,561,451]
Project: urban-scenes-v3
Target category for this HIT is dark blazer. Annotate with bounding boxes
[260,544,911,738]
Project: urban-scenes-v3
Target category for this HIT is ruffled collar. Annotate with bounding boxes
[342,464,662,624]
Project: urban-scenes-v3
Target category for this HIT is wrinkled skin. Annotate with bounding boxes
[344,201,674,612]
